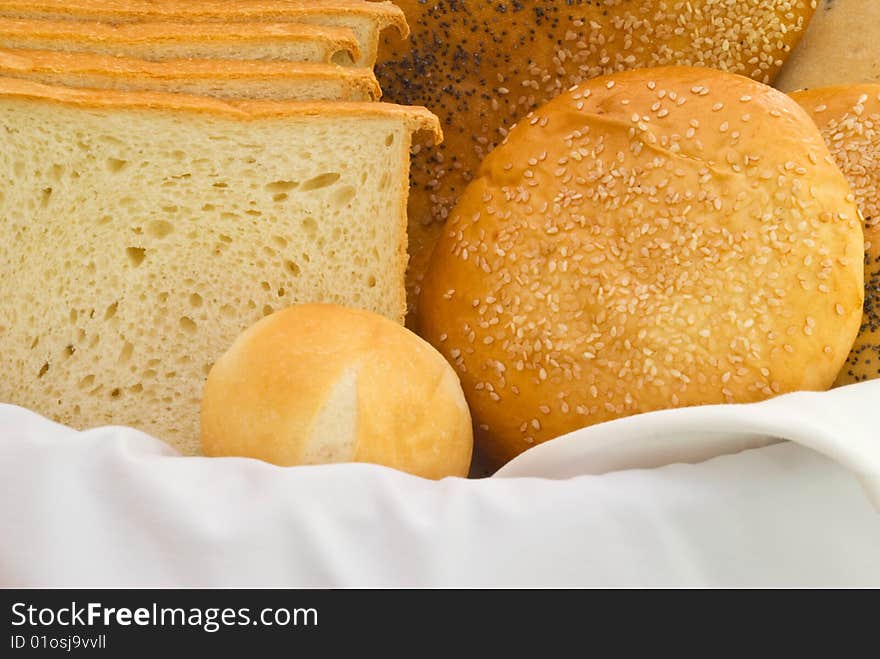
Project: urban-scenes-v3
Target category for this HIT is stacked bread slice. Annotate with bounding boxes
[0,1,438,455]
[0,49,382,101]
[0,18,364,64]
[0,0,409,67]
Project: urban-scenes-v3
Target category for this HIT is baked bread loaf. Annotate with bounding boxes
[776,0,880,92]
[0,0,407,68]
[201,304,473,479]
[376,0,819,323]
[419,66,864,469]
[0,48,381,101]
[792,84,880,385]
[0,77,440,456]
[0,18,360,65]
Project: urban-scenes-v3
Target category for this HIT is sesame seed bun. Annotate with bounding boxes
[419,66,864,470]
[376,0,819,323]
[792,84,880,385]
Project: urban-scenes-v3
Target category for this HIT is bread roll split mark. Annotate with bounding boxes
[201,305,473,478]
[301,366,359,465]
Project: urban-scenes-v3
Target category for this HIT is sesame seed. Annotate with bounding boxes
[417,63,866,456]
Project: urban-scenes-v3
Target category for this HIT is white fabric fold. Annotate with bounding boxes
[0,381,878,587]
[498,381,880,510]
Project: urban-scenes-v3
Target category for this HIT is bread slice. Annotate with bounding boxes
[0,77,441,456]
[0,0,408,68]
[0,18,360,65]
[0,48,381,101]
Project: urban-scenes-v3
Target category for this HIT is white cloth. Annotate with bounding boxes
[1,382,879,587]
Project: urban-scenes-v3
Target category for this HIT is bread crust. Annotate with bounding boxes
[0,0,409,38]
[0,0,408,66]
[0,17,361,62]
[0,48,382,100]
[792,85,880,385]
[0,75,440,140]
[419,66,864,469]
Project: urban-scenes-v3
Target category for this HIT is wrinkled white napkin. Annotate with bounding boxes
[1,382,878,587]
[498,382,880,511]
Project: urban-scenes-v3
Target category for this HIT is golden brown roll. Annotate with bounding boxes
[201,304,473,479]
[376,0,819,323]
[792,84,880,385]
[419,66,864,470]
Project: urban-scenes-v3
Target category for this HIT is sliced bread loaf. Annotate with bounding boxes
[0,0,407,68]
[0,48,381,101]
[0,77,441,455]
[0,18,360,64]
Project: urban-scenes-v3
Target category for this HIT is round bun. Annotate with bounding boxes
[376,0,818,321]
[201,304,473,479]
[419,66,864,469]
[792,84,880,385]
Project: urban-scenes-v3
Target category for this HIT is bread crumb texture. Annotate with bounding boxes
[419,67,864,469]
[0,97,415,455]
[377,0,819,318]
[792,85,880,385]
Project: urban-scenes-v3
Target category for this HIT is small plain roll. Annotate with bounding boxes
[791,84,880,385]
[419,66,865,470]
[201,304,473,480]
